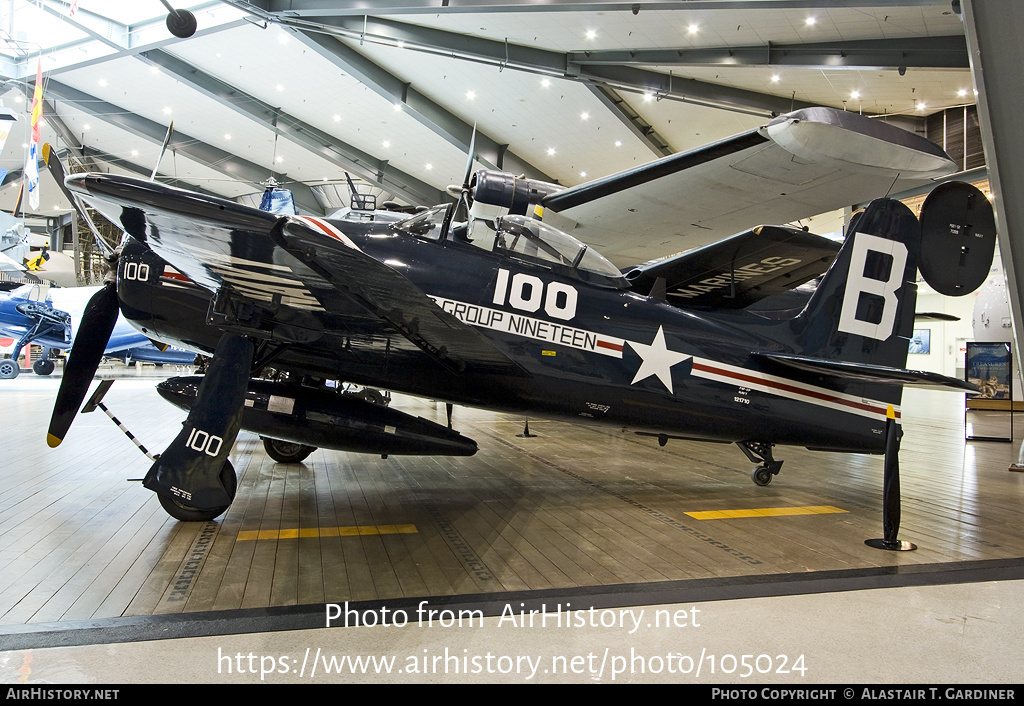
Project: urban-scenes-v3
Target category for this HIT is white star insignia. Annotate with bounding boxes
[626,325,691,394]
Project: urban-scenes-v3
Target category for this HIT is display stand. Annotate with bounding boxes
[965,342,1013,442]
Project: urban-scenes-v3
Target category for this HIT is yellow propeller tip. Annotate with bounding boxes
[47,433,63,448]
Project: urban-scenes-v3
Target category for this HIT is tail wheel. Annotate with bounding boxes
[158,460,237,522]
[751,465,773,486]
[262,437,316,464]
[33,358,55,376]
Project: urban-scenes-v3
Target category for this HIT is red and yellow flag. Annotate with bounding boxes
[25,58,42,210]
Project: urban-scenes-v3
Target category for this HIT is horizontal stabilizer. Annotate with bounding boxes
[755,352,980,393]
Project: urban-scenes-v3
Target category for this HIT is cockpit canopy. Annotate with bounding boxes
[393,207,625,288]
[492,215,625,287]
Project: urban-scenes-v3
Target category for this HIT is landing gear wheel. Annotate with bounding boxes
[751,464,773,486]
[158,460,237,522]
[0,359,19,379]
[262,437,316,464]
[33,358,55,376]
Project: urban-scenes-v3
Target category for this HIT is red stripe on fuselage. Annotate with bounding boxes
[691,361,900,420]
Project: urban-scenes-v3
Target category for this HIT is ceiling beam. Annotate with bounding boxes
[286,15,815,116]
[140,49,448,206]
[228,0,949,17]
[568,36,970,70]
[40,79,325,214]
[3,3,241,82]
[290,29,554,181]
[585,85,673,157]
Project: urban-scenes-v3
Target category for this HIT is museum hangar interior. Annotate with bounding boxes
[0,0,1023,684]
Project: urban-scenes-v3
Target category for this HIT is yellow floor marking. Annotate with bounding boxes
[685,506,847,520]
[237,524,418,541]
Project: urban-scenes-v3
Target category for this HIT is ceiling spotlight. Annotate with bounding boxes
[580,171,587,177]
[383,140,391,148]
[850,90,860,99]
[98,78,107,87]
[958,88,968,97]
[425,163,433,170]
[771,74,780,83]
[805,17,816,26]
[333,114,341,122]
[276,84,284,92]
[585,30,596,40]
[614,140,622,147]
[643,92,653,102]
[541,78,551,88]
[466,90,476,100]
[687,24,698,34]
[275,156,284,163]
[224,133,231,140]
[131,150,139,157]
[393,103,402,111]
[163,107,172,114]
[580,111,589,120]
[547,147,556,156]
[82,123,91,131]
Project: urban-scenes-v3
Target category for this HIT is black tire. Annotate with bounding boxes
[0,359,19,379]
[33,358,55,376]
[158,460,237,522]
[262,437,316,464]
[751,464,773,486]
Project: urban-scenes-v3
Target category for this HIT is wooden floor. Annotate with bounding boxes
[3,368,1024,624]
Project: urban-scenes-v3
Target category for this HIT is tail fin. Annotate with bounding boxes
[793,197,921,369]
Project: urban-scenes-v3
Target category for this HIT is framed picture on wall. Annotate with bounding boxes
[909,329,930,354]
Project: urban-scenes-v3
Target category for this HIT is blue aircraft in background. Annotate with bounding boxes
[0,282,194,379]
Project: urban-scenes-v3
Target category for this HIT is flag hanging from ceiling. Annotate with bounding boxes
[70,1,79,16]
[25,58,42,211]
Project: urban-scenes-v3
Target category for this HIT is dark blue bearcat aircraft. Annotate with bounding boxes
[45,108,995,521]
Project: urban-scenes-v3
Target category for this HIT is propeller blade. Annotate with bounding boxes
[143,333,254,509]
[42,143,116,259]
[47,282,120,447]
[462,123,477,189]
[151,121,174,181]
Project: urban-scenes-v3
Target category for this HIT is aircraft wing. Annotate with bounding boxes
[540,107,957,266]
[622,225,840,309]
[65,174,525,376]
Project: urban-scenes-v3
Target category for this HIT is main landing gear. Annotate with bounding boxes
[262,437,316,464]
[736,441,783,486]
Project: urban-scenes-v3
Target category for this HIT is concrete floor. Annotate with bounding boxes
[1,369,1023,684]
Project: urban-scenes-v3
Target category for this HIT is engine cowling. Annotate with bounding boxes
[470,170,562,215]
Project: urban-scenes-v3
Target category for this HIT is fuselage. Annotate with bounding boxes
[116,207,895,455]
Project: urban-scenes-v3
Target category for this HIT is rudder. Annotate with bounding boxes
[793,198,921,370]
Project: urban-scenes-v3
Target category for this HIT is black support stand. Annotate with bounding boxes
[866,405,917,551]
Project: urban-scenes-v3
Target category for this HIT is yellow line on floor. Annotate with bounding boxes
[684,506,848,520]
[236,524,418,541]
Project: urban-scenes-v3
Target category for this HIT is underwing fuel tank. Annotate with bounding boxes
[156,377,478,456]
